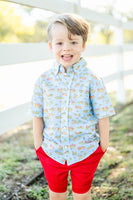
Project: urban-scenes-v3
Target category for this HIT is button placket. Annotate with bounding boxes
[61,94,69,144]
[59,73,75,160]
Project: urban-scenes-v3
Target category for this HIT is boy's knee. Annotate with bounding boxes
[73,189,91,200]
[49,189,67,200]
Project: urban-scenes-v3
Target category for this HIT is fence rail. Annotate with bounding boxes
[0,0,133,135]
[1,43,133,66]
[4,0,133,29]
[0,103,31,134]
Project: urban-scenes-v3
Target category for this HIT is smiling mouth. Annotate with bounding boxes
[61,55,73,61]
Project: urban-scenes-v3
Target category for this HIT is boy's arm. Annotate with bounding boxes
[98,117,109,152]
[33,117,44,150]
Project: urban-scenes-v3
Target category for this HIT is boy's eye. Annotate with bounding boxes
[72,41,77,45]
[57,42,63,45]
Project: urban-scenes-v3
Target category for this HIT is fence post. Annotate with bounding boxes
[73,0,80,14]
[114,26,126,104]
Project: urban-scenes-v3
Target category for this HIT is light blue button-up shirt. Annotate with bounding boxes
[31,58,115,165]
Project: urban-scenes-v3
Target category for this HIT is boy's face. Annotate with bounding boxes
[49,23,86,69]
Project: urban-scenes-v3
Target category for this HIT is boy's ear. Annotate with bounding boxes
[48,41,53,52]
[82,43,86,52]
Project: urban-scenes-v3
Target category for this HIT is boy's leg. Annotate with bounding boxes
[70,146,105,199]
[35,147,69,199]
[49,189,67,200]
[73,189,91,200]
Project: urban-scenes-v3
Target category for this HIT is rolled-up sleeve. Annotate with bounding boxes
[89,77,115,119]
[31,77,44,118]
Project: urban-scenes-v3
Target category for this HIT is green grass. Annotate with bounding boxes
[90,91,133,200]
[0,89,133,200]
[27,187,49,200]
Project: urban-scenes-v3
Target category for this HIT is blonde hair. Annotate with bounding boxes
[47,13,89,45]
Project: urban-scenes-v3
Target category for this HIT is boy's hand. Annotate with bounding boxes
[98,117,109,152]
[33,117,44,150]
[35,141,43,151]
[99,141,108,152]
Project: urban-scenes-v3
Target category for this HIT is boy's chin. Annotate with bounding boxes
[60,62,73,68]
[60,60,80,68]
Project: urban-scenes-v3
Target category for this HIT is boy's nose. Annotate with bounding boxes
[63,43,71,50]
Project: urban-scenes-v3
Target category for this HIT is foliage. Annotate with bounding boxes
[0,1,48,43]
[124,30,133,43]
[0,1,133,44]
[27,187,49,200]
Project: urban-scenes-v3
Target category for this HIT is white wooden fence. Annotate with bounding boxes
[0,0,133,135]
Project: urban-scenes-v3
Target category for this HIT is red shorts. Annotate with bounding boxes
[35,145,105,194]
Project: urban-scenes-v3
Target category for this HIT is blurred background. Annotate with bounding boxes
[0,1,133,199]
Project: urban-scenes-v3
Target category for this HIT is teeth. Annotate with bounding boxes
[61,54,73,61]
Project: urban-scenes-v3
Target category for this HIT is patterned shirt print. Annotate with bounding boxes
[31,58,115,165]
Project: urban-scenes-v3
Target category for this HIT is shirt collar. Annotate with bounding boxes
[52,58,87,76]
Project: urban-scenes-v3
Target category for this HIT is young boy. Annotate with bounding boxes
[31,13,115,200]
